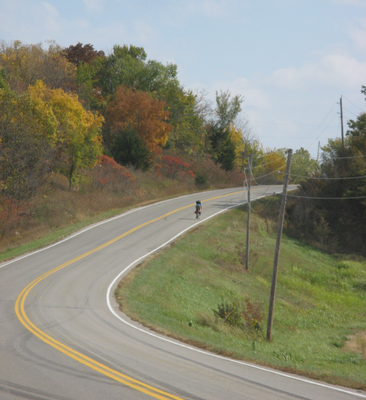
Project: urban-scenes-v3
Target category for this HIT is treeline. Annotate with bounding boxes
[285,86,366,255]
[0,41,249,191]
[0,39,322,245]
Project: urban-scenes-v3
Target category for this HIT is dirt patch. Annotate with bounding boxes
[344,332,366,359]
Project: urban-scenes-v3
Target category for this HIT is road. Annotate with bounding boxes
[0,186,365,400]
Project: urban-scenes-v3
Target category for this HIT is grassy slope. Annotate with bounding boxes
[116,202,366,390]
[0,172,197,263]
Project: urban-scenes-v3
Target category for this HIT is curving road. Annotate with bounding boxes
[1,186,365,400]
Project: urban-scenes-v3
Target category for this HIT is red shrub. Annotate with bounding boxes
[91,155,134,193]
[155,155,194,180]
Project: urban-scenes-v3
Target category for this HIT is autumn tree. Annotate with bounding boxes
[0,40,76,94]
[63,42,105,66]
[62,42,106,109]
[28,81,104,189]
[0,85,57,203]
[104,86,173,153]
[227,121,260,170]
[252,149,287,184]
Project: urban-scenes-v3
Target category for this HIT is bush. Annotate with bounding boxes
[242,298,265,333]
[195,172,208,187]
[89,155,134,193]
[155,155,194,180]
[213,298,265,334]
[112,126,152,171]
[213,301,241,326]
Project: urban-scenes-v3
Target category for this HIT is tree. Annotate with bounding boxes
[0,85,57,202]
[0,40,76,94]
[62,42,106,109]
[94,44,179,98]
[291,147,319,183]
[111,126,152,171]
[63,42,105,66]
[253,149,287,184]
[214,90,243,130]
[104,86,173,151]
[28,81,104,189]
[208,90,244,170]
[164,87,206,152]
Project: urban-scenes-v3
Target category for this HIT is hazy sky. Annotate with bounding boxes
[1,0,366,157]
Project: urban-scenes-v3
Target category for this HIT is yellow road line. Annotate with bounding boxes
[15,189,249,399]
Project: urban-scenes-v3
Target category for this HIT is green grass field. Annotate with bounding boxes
[116,203,366,389]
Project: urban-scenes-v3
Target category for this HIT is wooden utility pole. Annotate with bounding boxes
[245,155,252,270]
[340,96,344,148]
[266,149,293,342]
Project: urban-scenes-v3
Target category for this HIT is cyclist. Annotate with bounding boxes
[195,200,202,218]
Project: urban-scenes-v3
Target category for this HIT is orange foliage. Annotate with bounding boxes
[105,86,173,149]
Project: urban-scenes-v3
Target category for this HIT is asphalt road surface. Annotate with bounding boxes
[1,186,365,400]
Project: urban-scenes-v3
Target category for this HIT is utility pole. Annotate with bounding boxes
[317,141,320,161]
[267,149,293,342]
[245,155,252,270]
[340,95,344,148]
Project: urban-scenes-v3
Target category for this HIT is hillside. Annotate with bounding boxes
[115,198,366,390]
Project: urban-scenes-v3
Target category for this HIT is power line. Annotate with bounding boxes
[250,120,337,128]
[342,96,365,112]
[343,106,360,118]
[246,155,285,171]
[281,172,366,180]
[312,112,339,144]
[252,164,287,181]
[331,154,366,160]
[287,194,366,200]
[317,105,336,128]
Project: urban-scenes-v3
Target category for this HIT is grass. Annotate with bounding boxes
[0,172,197,263]
[0,205,131,263]
[115,202,366,390]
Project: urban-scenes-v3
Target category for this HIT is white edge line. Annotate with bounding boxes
[0,188,243,270]
[106,192,366,399]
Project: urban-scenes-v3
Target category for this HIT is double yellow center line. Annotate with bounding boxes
[15,190,246,399]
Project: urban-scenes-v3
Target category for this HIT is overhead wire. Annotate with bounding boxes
[244,155,285,171]
[342,96,365,112]
[310,112,339,146]
[280,172,366,180]
[286,194,366,200]
[343,106,360,118]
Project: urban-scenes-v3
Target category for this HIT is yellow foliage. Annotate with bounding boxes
[27,81,104,187]
[262,150,286,175]
[228,124,245,168]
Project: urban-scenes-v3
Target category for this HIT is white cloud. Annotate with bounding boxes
[271,53,366,90]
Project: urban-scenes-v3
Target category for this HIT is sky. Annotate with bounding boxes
[1,0,366,158]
